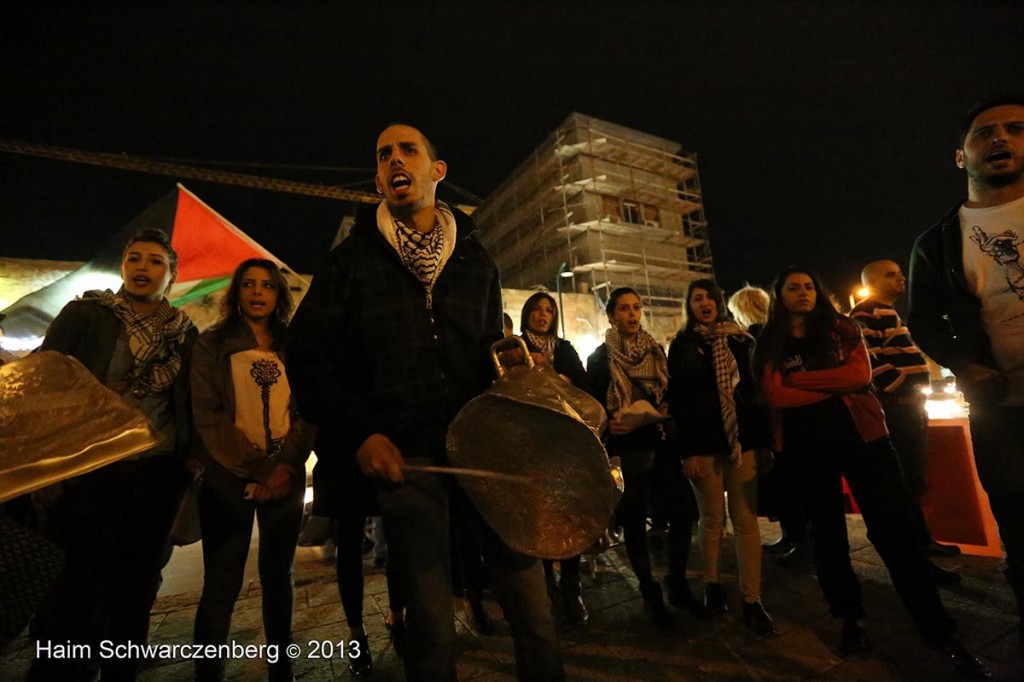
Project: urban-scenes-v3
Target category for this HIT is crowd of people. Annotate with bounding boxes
[3,93,1022,681]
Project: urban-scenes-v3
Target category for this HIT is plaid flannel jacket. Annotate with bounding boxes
[286,203,504,463]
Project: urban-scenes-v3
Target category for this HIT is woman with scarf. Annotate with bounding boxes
[667,279,775,635]
[754,266,989,677]
[586,287,677,628]
[29,228,197,682]
[190,259,315,681]
[520,292,590,627]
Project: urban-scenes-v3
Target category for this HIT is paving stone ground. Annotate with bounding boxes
[3,516,1022,681]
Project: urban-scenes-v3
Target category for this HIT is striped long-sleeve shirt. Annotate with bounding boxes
[850,299,930,398]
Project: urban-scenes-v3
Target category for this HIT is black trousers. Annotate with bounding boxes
[880,397,933,548]
[970,405,1024,614]
[789,421,955,644]
[28,456,190,682]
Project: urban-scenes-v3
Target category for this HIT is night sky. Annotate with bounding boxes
[2,2,1022,300]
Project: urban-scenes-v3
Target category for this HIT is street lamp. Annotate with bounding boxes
[849,285,871,311]
[555,262,574,338]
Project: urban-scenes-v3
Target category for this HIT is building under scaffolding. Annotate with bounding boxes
[474,112,713,340]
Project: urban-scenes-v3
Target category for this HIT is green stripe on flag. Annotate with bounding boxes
[171,276,232,307]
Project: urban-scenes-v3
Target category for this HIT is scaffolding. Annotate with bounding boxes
[475,113,714,339]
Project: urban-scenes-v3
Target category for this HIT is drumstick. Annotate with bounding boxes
[401,464,533,484]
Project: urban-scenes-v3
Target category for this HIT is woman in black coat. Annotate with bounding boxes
[586,287,694,629]
[520,292,589,626]
[667,279,774,635]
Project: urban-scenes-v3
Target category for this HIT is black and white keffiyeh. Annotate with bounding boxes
[86,288,193,397]
[524,330,557,365]
[694,321,751,465]
[604,326,668,415]
[377,201,457,307]
[395,219,444,286]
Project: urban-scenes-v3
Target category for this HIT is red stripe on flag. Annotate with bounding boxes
[170,189,264,282]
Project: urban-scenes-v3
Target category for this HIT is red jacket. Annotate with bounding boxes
[762,339,888,451]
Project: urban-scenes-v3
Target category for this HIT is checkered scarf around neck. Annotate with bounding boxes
[86,288,194,397]
[377,200,456,307]
[604,325,668,415]
[524,330,557,365]
[694,320,751,465]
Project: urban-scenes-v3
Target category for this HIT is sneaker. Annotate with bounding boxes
[928,540,962,557]
[763,536,798,558]
[929,561,963,586]
[742,600,777,636]
[777,542,815,571]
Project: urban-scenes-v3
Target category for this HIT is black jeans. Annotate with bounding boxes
[28,455,190,682]
[614,447,658,586]
[790,423,955,644]
[881,397,934,548]
[970,405,1024,613]
[376,458,564,682]
[193,463,305,682]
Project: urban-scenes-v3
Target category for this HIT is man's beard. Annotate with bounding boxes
[969,164,1024,189]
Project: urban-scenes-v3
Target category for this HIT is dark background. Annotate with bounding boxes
[2,1,1022,299]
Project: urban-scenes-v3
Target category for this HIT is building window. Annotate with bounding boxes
[601,196,659,227]
[622,201,641,225]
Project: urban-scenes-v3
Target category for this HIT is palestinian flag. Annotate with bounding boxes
[0,184,307,343]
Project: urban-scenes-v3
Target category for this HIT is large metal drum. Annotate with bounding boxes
[0,350,157,503]
[447,338,622,559]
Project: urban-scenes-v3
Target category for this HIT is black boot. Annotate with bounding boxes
[268,658,296,682]
[562,575,590,627]
[704,582,728,616]
[385,612,407,659]
[467,587,496,635]
[742,600,777,636]
[640,581,674,630]
[838,619,871,656]
[347,635,372,677]
[665,574,709,618]
[545,572,565,624]
[931,637,992,679]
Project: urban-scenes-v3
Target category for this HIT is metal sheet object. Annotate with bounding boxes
[448,339,622,559]
[0,351,157,503]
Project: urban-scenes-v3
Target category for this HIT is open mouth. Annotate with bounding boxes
[132,276,152,286]
[390,173,411,190]
[986,150,1012,162]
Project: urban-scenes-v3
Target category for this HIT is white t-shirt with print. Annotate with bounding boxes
[230,349,292,451]
[959,193,1024,405]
